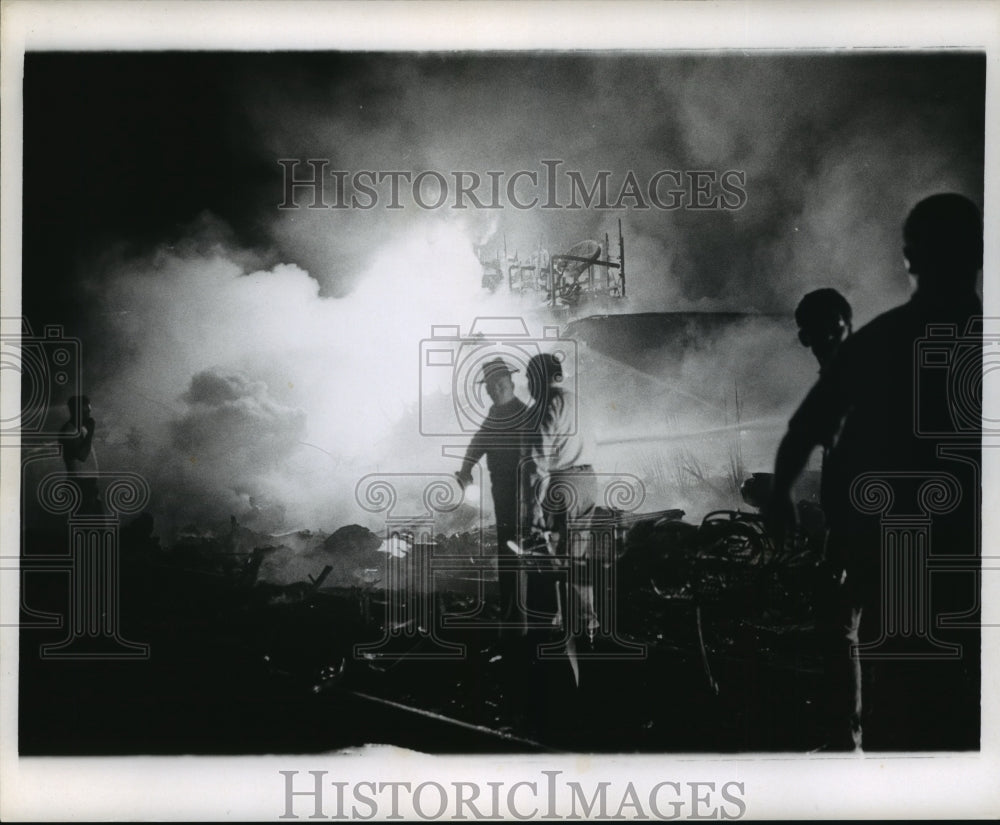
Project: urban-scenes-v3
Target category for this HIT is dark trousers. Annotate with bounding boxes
[828,604,980,751]
[817,594,863,750]
[820,547,980,751]
[495,522,527,639]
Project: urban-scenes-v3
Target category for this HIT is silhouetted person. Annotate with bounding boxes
[795,287,855,536]
[793,288,855,747]
[522,353,599,691]
[767,193,982,751]
[796,288,853,370]
[455,358,530,640]
[58,394,102,514]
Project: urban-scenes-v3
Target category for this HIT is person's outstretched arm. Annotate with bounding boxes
[765,370,846,537]
[456,428,488,487]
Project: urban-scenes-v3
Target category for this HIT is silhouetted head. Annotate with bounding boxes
[526,353,563,402]
[484,373,515,405]
[475,358,517,405]
[795,288,853,368]
[66,395,91,421]
[903,193,982,294]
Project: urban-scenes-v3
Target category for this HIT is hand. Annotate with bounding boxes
[520,529,562,569]
[522,527,550,554]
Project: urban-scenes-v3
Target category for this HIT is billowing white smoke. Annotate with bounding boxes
[89,215,548,539]
[83,222,825,550]
[73,53,983,545]
[249,55,982,324]
[579,316,822,519]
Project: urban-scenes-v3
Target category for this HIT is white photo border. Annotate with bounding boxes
[1,0,998,820]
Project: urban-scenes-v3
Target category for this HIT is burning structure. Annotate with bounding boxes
[480,221,626,313]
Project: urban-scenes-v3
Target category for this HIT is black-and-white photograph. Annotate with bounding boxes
[2,1,997,820]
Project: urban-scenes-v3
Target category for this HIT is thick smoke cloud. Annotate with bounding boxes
[241,54,984,321]
[87,214,540,538]
[36,52,982,548]
[165,369,306,528]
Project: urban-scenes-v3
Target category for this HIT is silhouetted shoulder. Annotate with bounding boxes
[849,303,913,344]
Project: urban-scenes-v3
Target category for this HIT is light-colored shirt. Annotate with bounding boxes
[531,388,590,476]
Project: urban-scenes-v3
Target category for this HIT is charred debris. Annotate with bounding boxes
[107,248,828,748]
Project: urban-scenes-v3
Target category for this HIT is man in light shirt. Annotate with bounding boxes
[522,353,599,684]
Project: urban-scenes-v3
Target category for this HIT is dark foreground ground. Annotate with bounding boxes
[19,532,834,756]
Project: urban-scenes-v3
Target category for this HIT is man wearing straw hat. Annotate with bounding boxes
[455,357,531,640]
